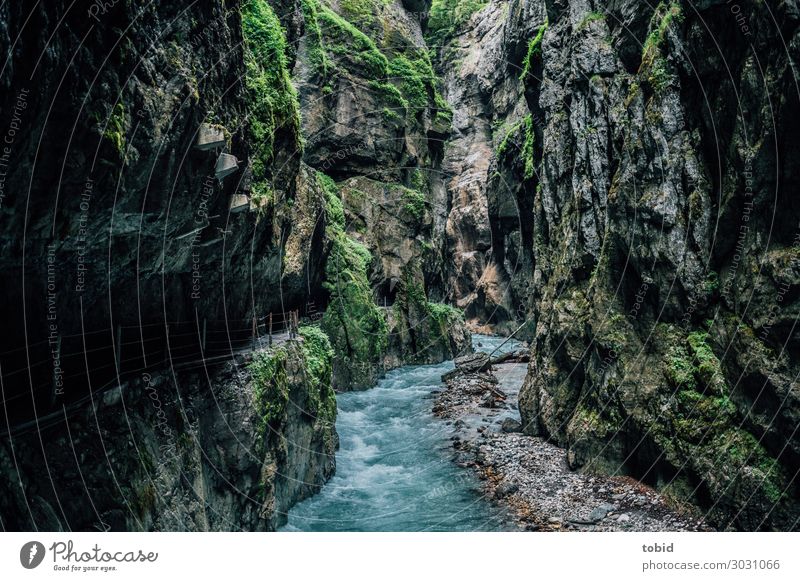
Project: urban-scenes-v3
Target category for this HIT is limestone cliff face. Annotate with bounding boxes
[291,0,472,390]
[498,0,799,530]
[430,0,542,336]
[433,0,799,529]
[0,0,326,411]
[0,0,339,531]
[0,335,337,531]
[0,0,471,529]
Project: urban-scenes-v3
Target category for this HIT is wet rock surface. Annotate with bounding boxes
[0,339,337,531]
[432,0,800,529]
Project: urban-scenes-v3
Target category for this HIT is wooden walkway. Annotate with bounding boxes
[0,307,319,439]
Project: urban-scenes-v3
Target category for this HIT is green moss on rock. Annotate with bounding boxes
[250,347,290,431]
[318,172,389,389]
[497,114,537,180]
[102,102,127,158]
[297,326,337,423]
[317,3,388,79]
[427,0,488,45]
[401,186,427,220]
[520,20,548,81]
[392,266,466,362]
[639,2,683,93]
[646,323,791,520]
[577,11,605,32]
[249,325,338,444]
[300,0,331,78]
[300,0,451,126]
[242,0,302,184]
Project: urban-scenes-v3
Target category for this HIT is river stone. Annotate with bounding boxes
[501,418,522,433]
[495,482,519,499]
[454,352,491,373]
[589,503,617,522]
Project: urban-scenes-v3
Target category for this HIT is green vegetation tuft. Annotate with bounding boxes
[250,347,290,430]
[713,430,786,504]
[664,327,728,394]
[402,187,427,220]
[249,325,337,444]
[103,102,127,158]
[427,0,489,45]
[393,267,465,360]
[572,404,620,438]
[339,0,378,28]
[369,80,408,111]
[242,0,302,187]
[297,325,337,422]
[577,11,605,31]
[410,168,429,192]
[427,301,464,331]
[648,323,790,511]
[497,114,537,180]
[300,0,451,126]
[639,2,684,93]
[667,343,697,391]
[520,21,548,81]
[434,92,454,125]
[704,271,720,294]
[522,115,536,179]
[317,4,388,79]
[389,56,427,110]
[319,172,345,227]
[385,50,451,123]
[300,0,331,78]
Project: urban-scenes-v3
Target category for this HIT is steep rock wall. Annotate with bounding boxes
[430,0,799,530]
[293,0,472,389]
[512,0,800,530]
[0,0,333,531]
[0,0,473,530]
[0,331,336,531]
[431,0,542,336]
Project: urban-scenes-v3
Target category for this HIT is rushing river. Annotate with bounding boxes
[282,335,522,532]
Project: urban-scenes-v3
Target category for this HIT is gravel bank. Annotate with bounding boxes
[433,359,709,532]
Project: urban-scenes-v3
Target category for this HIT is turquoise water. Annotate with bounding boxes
[282,335,521,532]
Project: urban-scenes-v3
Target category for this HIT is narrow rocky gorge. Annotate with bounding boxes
[0,0,798,531]
[0,0,469,530]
